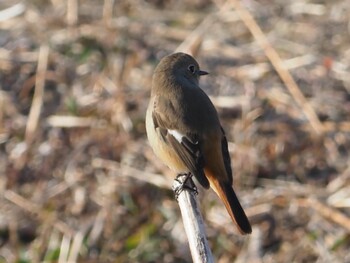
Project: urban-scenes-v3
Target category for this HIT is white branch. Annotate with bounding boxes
[173,175,214,263]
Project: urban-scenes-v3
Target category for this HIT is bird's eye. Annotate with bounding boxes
[188,64,196,74]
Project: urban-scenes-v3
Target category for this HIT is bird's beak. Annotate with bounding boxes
[198,70,209,76]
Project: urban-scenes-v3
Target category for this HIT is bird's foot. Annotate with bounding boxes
[173,173,198,200]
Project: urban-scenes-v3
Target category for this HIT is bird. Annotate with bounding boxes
[146,52,252,235]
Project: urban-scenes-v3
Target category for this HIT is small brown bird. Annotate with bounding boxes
[146,52,252,234]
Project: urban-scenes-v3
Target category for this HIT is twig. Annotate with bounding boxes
[25,45,49,145]
[327,164,350,193]
[175,16,214,56]
[4,190,74,236]
[175,2,232,56]
[92,158,170,189]
[173,175,214,263]
[58,234,71,263]
[307,198,350,232]
[87,208,107,247]
[68,227,88,262]
[0,2,25,22]
[322,121,350,132]
[46,115,96,127]
[235,227,261,263]
[227,0,324,135]
[209,95,249,109]
[103,0,115,27]
[66,0,78,26]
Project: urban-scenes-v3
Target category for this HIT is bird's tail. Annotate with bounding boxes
[210,178,252,234]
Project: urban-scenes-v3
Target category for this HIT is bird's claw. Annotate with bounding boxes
[173,173,198,200]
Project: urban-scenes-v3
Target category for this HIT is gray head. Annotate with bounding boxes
[153,53,208,90]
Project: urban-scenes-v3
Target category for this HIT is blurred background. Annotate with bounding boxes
[1,0,350,262]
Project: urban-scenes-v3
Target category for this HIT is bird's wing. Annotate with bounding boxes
[152,102,210,189]
[220,127,233,185]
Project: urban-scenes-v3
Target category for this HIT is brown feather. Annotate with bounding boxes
[207,172,252,235]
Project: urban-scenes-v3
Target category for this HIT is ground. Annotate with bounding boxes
[0,0,350,262]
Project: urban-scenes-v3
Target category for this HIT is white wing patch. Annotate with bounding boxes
[168,129,184,143]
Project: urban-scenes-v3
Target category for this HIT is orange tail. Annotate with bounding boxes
[210,178,252,234]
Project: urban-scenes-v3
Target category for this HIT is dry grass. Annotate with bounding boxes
[1,0,350,262]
